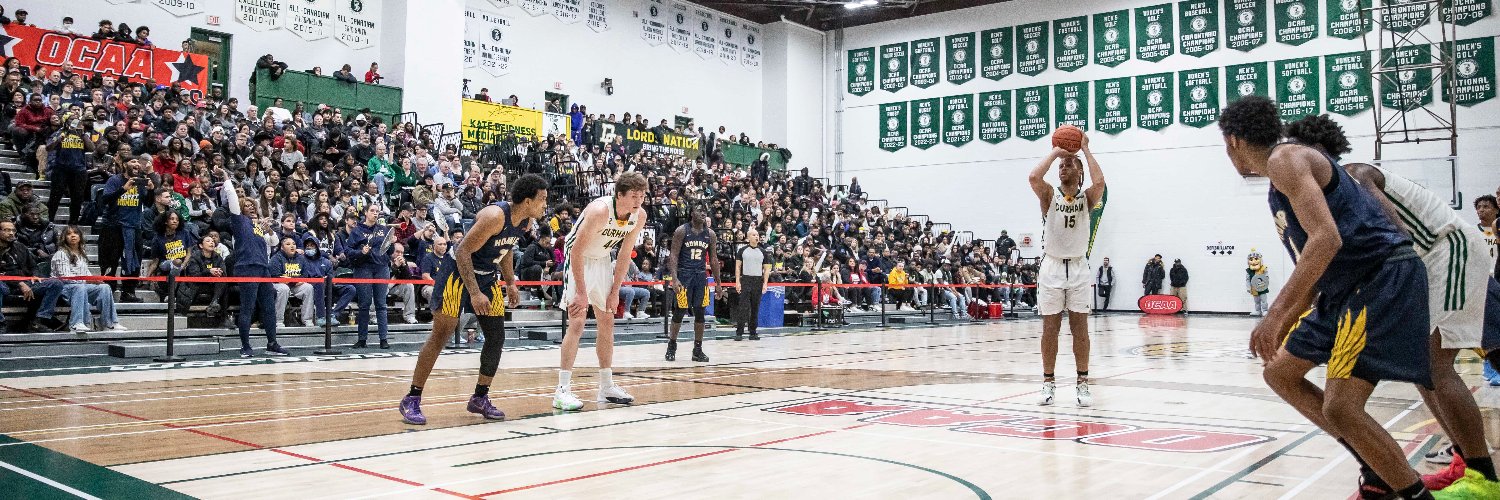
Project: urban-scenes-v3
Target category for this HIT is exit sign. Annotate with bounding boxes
[206,15,221,25]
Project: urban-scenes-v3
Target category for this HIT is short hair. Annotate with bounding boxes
[510,173,548,203]
[1217,95,1283,148]
[1476,194,1498,211]
[615,171,648,195]
[1284,114,1351,158]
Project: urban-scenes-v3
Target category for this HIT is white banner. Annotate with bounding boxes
[520,0,548,16]
[543,112,572,138]
[464,9,481,69]
[640,0,667,46]
[105,0,140,4]
[488,0,514,8]
[668,1,692,52]
[717,15,740,65]
[552,0,582,23]
[475,10,514,76]
[586,0,610,32]
[236,0,283,31]
[151,0,205,17]
[336,0,379,49]
[741,23,761,70]
[691,6,717,59]
[285,0,334,41]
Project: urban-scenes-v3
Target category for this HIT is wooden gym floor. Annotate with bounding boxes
[1,314,1496,499]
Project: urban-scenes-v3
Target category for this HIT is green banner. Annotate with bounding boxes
[943,94,975,146]
[723,143,787,171]
[1179,67,1221,128]
[1178,0,1220,57]
[980,27,1015,81]
[1227,61,1271,103]
[847,48,876,96]
[1444,37,1497,107]
[1443,0,1492,26]
[1055,82,1090,130]
[590,122,702,159]
[1054,16,1088,72]
[978,90,1013,143]
[1274,0,1319,46]
[1324,51,1373,116]
[1326,0,1371,39]
[946,33,976,85]
[1136,72,1175,130]
[910,98,940,149]
[1018,22,1049,76]
[879,102,908,152]
[1227,0,1268,52]
[1017,86,1051,141]
[1095,77,1133,134]
[1382,0,1432,33]
[1135,4,1175,62]
[1276,57,1321,120]
[911,38,940,89]
[880,42,909,93]
[1380,45,1433,110]
[1093,10,1131,67]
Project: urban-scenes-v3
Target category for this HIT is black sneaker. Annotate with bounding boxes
[266,343,290,356]
[379,339,390,349]
[733,334,743,341]
[119,293,143,303]
[692,349,709,363]
[665,342,677,361]
[238,347,253,358]
[205,301,222,316]
[352,340,367,348]
[749,334,760,341]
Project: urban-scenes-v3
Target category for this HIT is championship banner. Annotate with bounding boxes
[0,25,211,98]
[1443,0,1491,26]
[1136,72,1175,131]
[336,0,379,49]
[691,6,717,60]
[848,48,876,96]
[910,98,941,149]
[880,42,909,93]
[1135,4,1175,62]
[520,0,547,16]
[462,99,544,143]
[1227,0,1268,52]
[946,33,976,85]
[1381,0,1431,33]
[1178,67,1221,128]
[1327,0,1371,39]
[978,90,1013,143]
[1324,51,1373,115]
[1443,37,1497,107]
[151,0,205,17]
[667,1,691,52]
[1380,44,1433,110]
[489,0,513,8]
[1054,16,1088,72]
[1093,10,1131,67]
[236,0,282,32]
[1094,77,1133,134]
[543,112,572,138]
[1016,86,1051,141]
[1055,82,1090,130]
[1273,0,1318,46]
[1227,61,1270,103]
[587,0,610,32]
[471,10,514,76]
[1018,22,1049,76]
[286,0,334,41]
[942,94,975,147]
[1276,57,1321,121]
[593,122,701,158]
[641,0,667,47]
[742,24,761,69]
[552,0,583,24]
[879,102,908,152]
[1178,0,1219,57]
[911,37,940,88]
[980,27,1015,81]
[717,15,740,66]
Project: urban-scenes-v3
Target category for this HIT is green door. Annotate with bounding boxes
[188,28,232,101]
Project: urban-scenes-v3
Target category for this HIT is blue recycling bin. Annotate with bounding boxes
[759,286,785,328]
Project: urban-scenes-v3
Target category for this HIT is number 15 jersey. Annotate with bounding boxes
[1042,187,1091,259]
[565,195,640,260]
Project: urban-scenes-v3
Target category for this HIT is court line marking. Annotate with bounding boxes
[0,372,481,413]
[0,458,105,499]
[1274,398,1428,500]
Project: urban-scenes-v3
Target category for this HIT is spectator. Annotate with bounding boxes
[333,64,358,84]
[14,206,54,266]
[301,235,354,326]
[92,20,114,40]
[417,236,449,305]
[11,94,51,167]
[618,259,650,319]
[11,9,28,27]
[1095,257,1114,310]
[995,230,1016,260]
[346,203,394,348]
[1142,254,1165,296]
[1169,258,1189,312]
[0,181,40,222]
[50,226,124,332]
[475,88,492,102]
[57,16,78,34]
[388,242,419,324]
[270,237,314,328]
[364,63,382,84]
[255,54,288,82]
[887,260,910,310]
[135,26,153,46]
[0,220,60,333]
[220,173,289,357]
[99,157,148,303]
[177,234,228,323]
[46,118,92,225]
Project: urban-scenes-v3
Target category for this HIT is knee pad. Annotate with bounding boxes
[477,316,506,377]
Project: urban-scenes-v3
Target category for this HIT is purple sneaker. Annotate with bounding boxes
[466,395,506,420]
[399,395,426,425]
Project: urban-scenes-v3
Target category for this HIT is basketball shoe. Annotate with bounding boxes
[598,384,635,405]
[1039,381,1056,406]
[399,395,426,425]
[553,388,584,411]
[1076,380,1093,407]
[466,395,506,420]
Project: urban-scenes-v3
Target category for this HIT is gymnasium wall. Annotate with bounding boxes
[834,0,1500,314]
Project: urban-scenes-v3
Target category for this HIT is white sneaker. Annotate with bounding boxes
[597,384,635,405]
[1039,381,1056,406]
[71,323,89,333]
[637,312,652,320]
[404,316,418,324]
[1076,381,1093,407]
[107,324,128,331]
[552,388,584,411]
[1426,443,1455,464]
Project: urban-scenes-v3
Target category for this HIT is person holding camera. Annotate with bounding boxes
[347,203,396,349]
[46,117,91,227]
[99,157,149,303]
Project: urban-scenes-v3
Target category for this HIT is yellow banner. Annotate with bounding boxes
[461,99,544,144]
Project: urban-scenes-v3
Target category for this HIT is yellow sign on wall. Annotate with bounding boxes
[461,99,547,144]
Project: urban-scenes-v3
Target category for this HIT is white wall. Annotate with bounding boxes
[397,0,465,128]
[762,21,829,176]
[24,0,385,106]
[835,0,1500,313]
[460,0,763,141]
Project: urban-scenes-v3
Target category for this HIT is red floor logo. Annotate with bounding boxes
[768,399,1270,453]
[1139,295,1183,314]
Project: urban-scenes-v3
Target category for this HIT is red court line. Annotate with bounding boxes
[479,423,876,496]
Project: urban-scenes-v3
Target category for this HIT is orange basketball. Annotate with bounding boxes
[1052,124,1083,153]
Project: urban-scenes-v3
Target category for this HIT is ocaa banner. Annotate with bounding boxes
[0,24,211,98]
[593,122,702,158]
[461,99,545,144]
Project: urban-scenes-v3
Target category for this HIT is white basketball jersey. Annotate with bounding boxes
[565,195,640,260]
[1377,167,1463,256]
[1482,224,1498,273]
[1042,187,1091,259]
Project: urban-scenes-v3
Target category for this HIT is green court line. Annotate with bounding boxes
[0,435,192,499]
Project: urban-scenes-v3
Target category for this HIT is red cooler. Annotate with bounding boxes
[988,302,1004,318]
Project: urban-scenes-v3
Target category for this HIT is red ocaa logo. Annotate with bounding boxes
[1138,294,1182,314]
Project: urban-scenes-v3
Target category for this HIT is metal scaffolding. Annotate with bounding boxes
[1361,0,1459,159]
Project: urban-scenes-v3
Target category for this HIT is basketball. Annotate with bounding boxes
[1052,124,1083,153]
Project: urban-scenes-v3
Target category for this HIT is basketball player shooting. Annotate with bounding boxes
[1027,125,1106,407]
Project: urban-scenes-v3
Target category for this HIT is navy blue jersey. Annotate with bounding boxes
[346,222,396,271]
[230,214,271,277]
[676,224,712,279]
[1268,143,1411,297]
[471,201,530,275]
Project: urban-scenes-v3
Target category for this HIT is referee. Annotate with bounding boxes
[735,229,772,341]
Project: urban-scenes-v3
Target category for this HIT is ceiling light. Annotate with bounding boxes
[861,0,878,5]
[844,1,861,9]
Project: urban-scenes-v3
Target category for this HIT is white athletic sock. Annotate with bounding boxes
[557,370,572,392]
[599,368,613,388]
